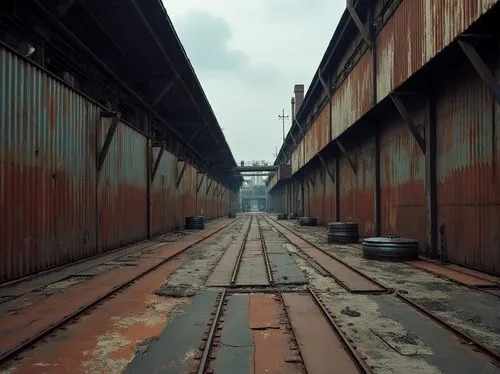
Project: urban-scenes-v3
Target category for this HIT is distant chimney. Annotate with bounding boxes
[294,84,304,116]
[291,97,295,122]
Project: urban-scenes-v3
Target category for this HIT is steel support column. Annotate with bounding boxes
[176,161,187,188]
[151,143,165,182]
[335,156,340,221]
[374,123,381,236]
[347,0,372,47]
[425,94,438,258]
[336,140,357,173]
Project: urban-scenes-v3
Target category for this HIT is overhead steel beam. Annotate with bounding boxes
[151,143,165,182]
[317,68,329,94]
[97,111,120,172]
[458,38,500,104]
[390,93,426,153]
[206,179,214,195]
[187,125,208,145]
[56,0,77,17]
[318,153,335,183]
[336,139,357,174]
[176,160,187,188]
[235,166,279,172]
[153,75,179,106]
[346,0,372,47]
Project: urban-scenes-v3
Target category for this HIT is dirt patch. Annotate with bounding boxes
[155,283,198,298]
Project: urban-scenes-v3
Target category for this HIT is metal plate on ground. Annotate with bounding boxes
[282,293,359,374]
[210,294,254,374]
[124,290,219,374]
[371,294,500,374]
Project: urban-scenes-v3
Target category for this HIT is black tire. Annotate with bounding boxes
[362,237,418,261]
[277,213,288,220]
[185,216,205,230]
[326,221,359,244]
[298,217,317,226]
[288,212,297,220]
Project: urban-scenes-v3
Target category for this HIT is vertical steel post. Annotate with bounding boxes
[426,94,438,258]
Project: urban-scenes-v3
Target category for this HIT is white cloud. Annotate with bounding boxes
[164,0,344,162]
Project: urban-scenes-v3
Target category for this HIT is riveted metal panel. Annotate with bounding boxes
[436,64,500,274]
[150,148,177,236]
[331,50,373,140]
[380,105,426,250]
[0,47,98,282]
[304,105,330,165]
[376,0,497,102]
[98,119,148,251]
[339,138,376,237]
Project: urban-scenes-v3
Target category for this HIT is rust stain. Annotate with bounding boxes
[249,294,281,329]
[49,94,56,132]
[5,258,187,374]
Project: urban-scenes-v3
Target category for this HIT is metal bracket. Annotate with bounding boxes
[151,143,165,182]
[97,111,120,172]
[457,38,500,104]
[176,160,187,188]
[389,93,426,153]
[318,153,335,183]
[153,75,179,106]
[317,68,330,95]
[206,179,213,195]
[336,139,357,173]
[196,173,206,193]
[347,0,372,47]
[294,118,304,133]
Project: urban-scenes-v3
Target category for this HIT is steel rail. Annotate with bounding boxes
[266,214,500,365]
[308,287,372,374]
[197,289,227,374]
[257,215,274,284]
[0,217,242,366]
[230,215,253,286]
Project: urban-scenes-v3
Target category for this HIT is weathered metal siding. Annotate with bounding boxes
[323,156,337,224]
[196,173,207,216]
[338,139,376,237]
[182,164,197,218]
[150,149,177,236]
[308,165,325,224]
[331,50,373,140]
[268,173,279,191]
[0,48,98,282]
[376,0,497,101]
[291,139,305,174]
[380,109,426,250]
[435,64,500,274]
[304,105,330,165]
[98,119,147,251]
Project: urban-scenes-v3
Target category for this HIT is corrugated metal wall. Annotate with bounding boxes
[380,103,426,251]
[0,47,234,282]
[150,149,177,236]
[98,119,148,251]
[0,48,98,281]
[304,105,330,164]
[435,63,500,273]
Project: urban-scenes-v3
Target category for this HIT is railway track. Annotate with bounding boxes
[265,214,500,365]
[0,217,242,367]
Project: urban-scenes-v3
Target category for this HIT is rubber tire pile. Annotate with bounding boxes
[327,222,359,244]
[287,212,297,219]
[298,217,317,226]
[228,212,236,218]
[362,235,419,261]
[277,213,288,220]
[185,216,205,230]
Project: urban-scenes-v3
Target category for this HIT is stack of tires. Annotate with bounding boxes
[228,212,236,218]
[327,222,359,244]
[298,217,317,226]
[185,216,205,230]
[362,235,419,261]
[288,212,297,219]
[277,213,288,220]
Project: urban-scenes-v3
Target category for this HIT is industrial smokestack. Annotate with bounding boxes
[294,84,304,116]
[291,97,295,123]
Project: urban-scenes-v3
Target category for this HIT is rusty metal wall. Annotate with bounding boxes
[0,47,98,282]
[182,163,197,219]
[380,103,426,250]
[308,165,325,224]
[196,173,207,216]
[331,50,373,140]
[338,138,376,237]
[291,139,305,174]
[435,63,500,273]
[376,0,496,102]
[304,105,330,165]
[98,119,148,251]
[323,155,337,224]
[150,149,177,236]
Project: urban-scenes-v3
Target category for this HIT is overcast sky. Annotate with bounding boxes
[164,1,344,164]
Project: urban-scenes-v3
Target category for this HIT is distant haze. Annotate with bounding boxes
[165,1,344,163]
